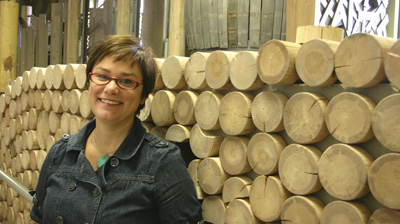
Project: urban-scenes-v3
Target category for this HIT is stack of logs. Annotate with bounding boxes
[1,32,400,223]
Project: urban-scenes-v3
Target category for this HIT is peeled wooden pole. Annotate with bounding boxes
[184,52,210,89]
[69,115,83,135]
[257,40,301,85]
[61,90,70,112]
[205,51,237,89]
[22,71,31,92]
[384,38,400,89]
[281,196,325,224]
[60,112,71,134]
[335,33,396,88]
[168,0,185,56]
[79,90,94,119]
[35,67,47,90]
[226,199,261,224]
[150,90,177,126]
[34,90,44,110]
[161,56,189,89]
[371,94,400,152]
[42,90,53,112]
[68,89,82,115]
[194,91,223,130]
[249,175,292,222]
[165,124,191,143]
[283,92,329,144]
[198,157,230,195]
[222,176,252,203]
[325,92,376,144]
[189,124,222,159]
[45,65,55,90]
[369,208,400,224]
[37,111,50,150]
[51,90,64,113]
[295,39,339,87]
[52,64,67,90]
[153,58,165,90]
[219,136,252,175]
[187,159,205,200]
[201,196,226,224]
[247,132,286,175]
[219,91,255,135]
[63,63,81,89]
[230,51,263,90]
[320,201,370,224]
[75,64,87,90]
[137,93,153,122]
[173,91,198,125]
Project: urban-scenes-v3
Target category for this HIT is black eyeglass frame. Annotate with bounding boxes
[88,72,143,90]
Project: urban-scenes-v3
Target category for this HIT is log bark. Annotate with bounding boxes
[226,199,261,224]
[319,144,373,200]
[335,33,396,88]
[222,176,252,203]
[371,94,400,152]
[161,56,189,89]
[320,201,370,224]
[325,92,375,144]
[257,40,300,85]
[281,196,324,224]
[150,90,177,126]
[220,136,252,175]
[194,91,223,130]
[219,91,255,135]
[184,52,210,89]
[384,39,400,89]
[283,92,328,144]
[173,91,198,125]
[189,124,222,159]
[201,196,226,224]
[295,39,339,87]
[230,51,264,90]
[249,175,291,222]
[198,157,230,195]
[205,51,237,90]
[279,144,322,195]
[368,153,400,210]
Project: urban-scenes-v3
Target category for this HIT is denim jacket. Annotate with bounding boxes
[30,117,203,224]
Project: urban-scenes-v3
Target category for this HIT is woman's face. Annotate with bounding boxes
[88,55,144,125]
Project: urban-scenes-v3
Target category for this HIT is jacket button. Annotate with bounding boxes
[57,216,64,224]
[62,134,70,142]
[110,158,119,167]
[68,183,77,191]
[93,187,100,197]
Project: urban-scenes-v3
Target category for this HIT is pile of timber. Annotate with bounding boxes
[1,32,400,223]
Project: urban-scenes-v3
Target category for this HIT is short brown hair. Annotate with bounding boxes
[86,35,157,113]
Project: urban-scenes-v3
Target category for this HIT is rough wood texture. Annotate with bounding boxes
[226,199,261,224]
[168,0,186,56]
[247,133,285,175]
[161,56,189,89]
[220,136,251,175]
[222,176,252,203]
[251,91,287,132]
[368,153,400,210]
[189,124,222,159]
[230,51,263,90]
[205,51,237,89]
[201,195,226,224]
[194,91,223,130]
[369,208,400,224]
[249,175,291,222]
[257,40,300,85]
[372,94,400,152]
[335,33,396,88]
[325,92,376,144]
[281,196,324,224]
[319,144,373,200]
[173,91,198,125]
[320,201,370,224]
[384,39,400,89]
[198,157,230,195]
[184,52,210,90]
[219,91,255,135]
[165,124,191,143]
[295,39,339,87]
[150,90,177,127]
[283,92,329,144]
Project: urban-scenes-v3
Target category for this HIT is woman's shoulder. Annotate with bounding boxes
[142,133,181,158]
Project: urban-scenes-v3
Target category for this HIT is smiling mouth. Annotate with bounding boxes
[100,98,122,105]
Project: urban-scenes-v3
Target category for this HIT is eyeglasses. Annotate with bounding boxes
[88,72,143,90]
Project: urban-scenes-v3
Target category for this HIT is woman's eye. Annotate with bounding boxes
[120,79,133,84]
[97,74,109,80]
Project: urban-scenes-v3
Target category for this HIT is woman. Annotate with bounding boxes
[30,35,203,224]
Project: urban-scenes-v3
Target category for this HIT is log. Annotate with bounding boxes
[257,40,301,85]
[201,195,226,224]
[281,196,324,224]
[283,92,329,144]
[371,94,400,152]
[9,100,17,118]
[26,130,39,150]
[0,94,6,114]
[184,52,210,89]
[51,90,64,113]
[230,51,264,90]
[69,115,83,134]
[194,91,223,130]
[278,144,322,195]
[222,176,252,203]
[21,130,27,150]
[35,67,46,90]
[44,65,55,90]
[28,89,35,108]
[68,89,82,115]
[251,91,288,132]
[37,111,50,150]
[137,93,153,122]
[198,157,230,195]
[149,126,168,139]
[150,90,177,126]
[173,91,198,125]
[29,67,44,90]
[21,150,30,170]
[189,124,222,159]
[79,90,94,119]
[219,136,252,175]
[75,64,87,89]
[153,58,165,90]
[61,90,70,112]
[34,90,44,110]
[46,135,55,151]
[20,91,29,112]
[335,33,396,88]
[161,56,189,89]
[15,76,23,97]
[320,201,370,224]
[369,208,400,224]
[42,90,53,112]
[28,108,39,130]
[295,25,344,44]
[52,64,67,90]
[325,92,376,144]
[249,175,291,222]
[22,111,29,131]
[187,159,205,200]
[22,170,32,189]
[63,64,80,89]
[31,170,39,189]
[219,91,255,135]
[226,199,261,224]
[319,144,373,200]
[205,51,237,90]
[247,132,286,175]
[295,39,340,87]
[22,71,30,92]
[15,95,22,115]
[60,112,71,134]
[368,153,400,210]
[165,124,191,143]
[384,39,400,89]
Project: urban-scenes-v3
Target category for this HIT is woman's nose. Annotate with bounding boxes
[104,79,120,93]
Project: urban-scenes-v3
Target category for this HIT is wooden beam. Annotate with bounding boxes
[168,0,186,56]
[66,0,79,63]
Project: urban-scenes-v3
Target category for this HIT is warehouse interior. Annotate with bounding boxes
[1,0,400,223]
